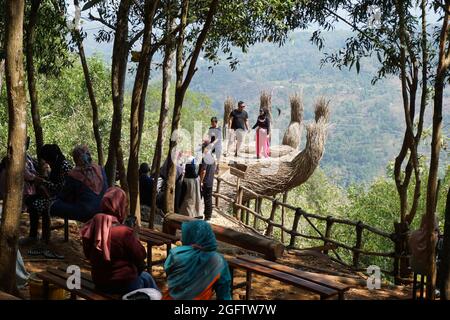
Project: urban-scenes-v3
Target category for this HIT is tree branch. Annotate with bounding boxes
[181,0,219,92]
[89,12,116,31]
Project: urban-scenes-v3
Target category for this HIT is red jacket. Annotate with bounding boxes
[83,225,146,288]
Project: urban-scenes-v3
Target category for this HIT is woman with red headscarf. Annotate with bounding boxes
[50,145,107,222]
[81,187,158,295]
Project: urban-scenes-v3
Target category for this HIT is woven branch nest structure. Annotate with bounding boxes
[282,93,304,149]
[220,97,330,201]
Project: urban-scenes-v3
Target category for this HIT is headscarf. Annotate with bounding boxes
[38,144,65,167]
[68,145,104,195]
[80,187,128,261]
[164,220,225,299]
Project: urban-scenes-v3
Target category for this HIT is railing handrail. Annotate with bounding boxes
[213,176,401,276]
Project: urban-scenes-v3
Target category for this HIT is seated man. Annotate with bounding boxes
[139,162,154,207]
[81,187,159,295]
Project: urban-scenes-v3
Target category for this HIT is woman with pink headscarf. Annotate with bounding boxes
[81,187,158,295]
[49,145,107,222]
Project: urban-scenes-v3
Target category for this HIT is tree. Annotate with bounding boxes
[314,0,433,282]
[440,187,450,299]
[0,0,28,294]
[150,1,176,228]
[100,0,133,188]
[424,0,450,298]
[71,0,104,165]
[25,0,45,153]
[127,0,160,223]
[164,0,220,213]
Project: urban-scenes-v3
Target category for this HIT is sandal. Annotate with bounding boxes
[43,250,65,260]
[28,247,45,256]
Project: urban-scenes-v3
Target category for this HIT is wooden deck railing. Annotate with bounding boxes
[213,177,407,278]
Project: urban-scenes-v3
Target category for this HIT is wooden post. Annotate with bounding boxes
[324,216,334,255]
[289,208,302,248]
[245,271,253,300]
[253,197,259,229]
[235,186,244,220]
[353,221,363,269]
[393,221,410,284]
[241,200,250,223]
[245,200,250,225]
[281,192,288,244]
[265,199,278,237]
[233,177,241,217]
[215,179,221,207]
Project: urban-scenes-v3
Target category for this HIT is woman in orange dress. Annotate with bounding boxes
[163,220,232,300]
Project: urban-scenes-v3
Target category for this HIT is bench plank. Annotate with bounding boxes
[37,271,109,300]
[227,258,338,299]
[141,228,180,242]
[238,255,351,292]
[0,290,21,300]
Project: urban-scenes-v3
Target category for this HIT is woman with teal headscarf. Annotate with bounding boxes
[163,220,232,300]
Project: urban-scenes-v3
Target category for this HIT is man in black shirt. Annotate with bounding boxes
[226,101,249,157]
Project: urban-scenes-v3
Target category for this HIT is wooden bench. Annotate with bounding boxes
[237,254,351,299]
[138,228,180,273]
[0,290,21,300]
[37,267,120,300]
[227,257,340,300]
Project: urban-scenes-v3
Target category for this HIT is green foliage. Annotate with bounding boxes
[0,55,214,167]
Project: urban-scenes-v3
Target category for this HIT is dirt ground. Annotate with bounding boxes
[16,211,411,300]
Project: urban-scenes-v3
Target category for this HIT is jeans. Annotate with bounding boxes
[100,271,159,295]
[126,271,159,293]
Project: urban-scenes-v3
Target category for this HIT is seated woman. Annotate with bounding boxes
[178,157,203,218]
[50,145,107,222]
[25,144,73,244]
[163,220,232,300]
[81,187,158,295]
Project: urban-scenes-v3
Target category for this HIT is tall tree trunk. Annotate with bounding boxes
[104,0,132,186]
[25,0,44,153]
[150,15,176,227]
[440,187,450,299]
[127,0,160,224]
[425,1,450,299]
[0,0,27,294]
[72,0,104,165]
[164,0,219,213]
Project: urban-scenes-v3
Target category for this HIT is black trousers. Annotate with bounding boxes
[25,195,50,242]
[202,186,213,219]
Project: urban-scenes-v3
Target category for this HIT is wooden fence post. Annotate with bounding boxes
[265,199,278,237]
[235,186,244,220]
[215,179,221,207]
[281,192,288,244]
[324,216,334,255]
[289,208,302,248]
[353,221,364,269]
